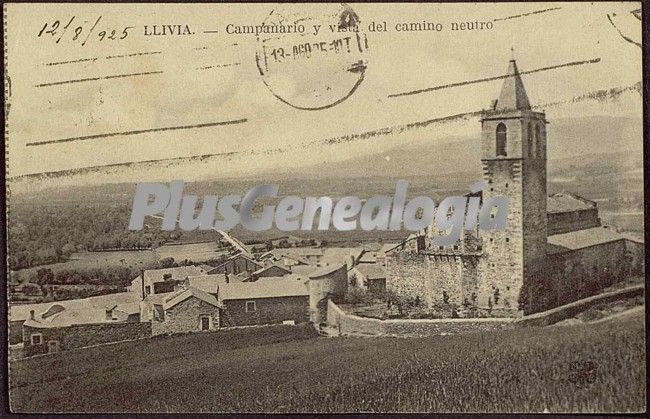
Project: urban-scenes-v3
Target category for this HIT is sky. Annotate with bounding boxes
[5,2,643,184]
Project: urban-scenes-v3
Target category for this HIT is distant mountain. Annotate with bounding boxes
[266,116,642,179]
[9,116,642,196]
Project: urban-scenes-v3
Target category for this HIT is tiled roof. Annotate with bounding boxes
[379,243,401,254]
[206,253,262,274]
[185,274,229,293]
[22,295,139,328]
[358,252,377,263]
[289,264,319,276]
[353,264,387,280]
[142,265,208,284]
[253,264,291,276]
[255,273,310,283]
[218,278,309,300]
[309,262,346,278]
[547,225,643,252]
[163,286,221,310]
[10,291,140,322]
[547,193,596,214]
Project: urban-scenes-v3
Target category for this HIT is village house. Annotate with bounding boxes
[9,291,141,346]
[13,244,352,357]
[248,264,292,281]
[349,263,388,292]
[217,279,310,327]
[207,252,263,275]
[21,298,147,357]
[128,265,208,298]
[146,286,223,335]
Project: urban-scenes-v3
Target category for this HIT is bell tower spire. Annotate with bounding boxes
[494,58,531,111]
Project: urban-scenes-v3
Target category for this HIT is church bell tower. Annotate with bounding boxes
[479,58,548,314]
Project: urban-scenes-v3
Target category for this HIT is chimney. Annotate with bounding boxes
[140,270,145,301]
[105,308,113,321]
[225,272,230,284]
[29,310,35,320]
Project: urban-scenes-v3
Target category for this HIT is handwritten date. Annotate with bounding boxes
[38,16,134,46]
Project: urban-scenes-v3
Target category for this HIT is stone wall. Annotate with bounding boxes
[161,297,220,334]
[516,284,644,327]
[523,239,644,313]
[9,320,24,345]
[327,300,515,337]
[385,251,487,316]
[22,321,151,357]
[547,208,601,235]
[221,296,309,327]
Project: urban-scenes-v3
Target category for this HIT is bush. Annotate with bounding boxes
[344,287,373,306]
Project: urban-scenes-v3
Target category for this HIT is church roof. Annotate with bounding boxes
[547,193,597,213]
[547,225,643,253]
[494,60,531,111]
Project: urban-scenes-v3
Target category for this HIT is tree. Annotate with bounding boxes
[160,257,175,268]
[61,243,76,258]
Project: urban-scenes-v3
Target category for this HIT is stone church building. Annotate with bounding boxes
[385,59,644,317]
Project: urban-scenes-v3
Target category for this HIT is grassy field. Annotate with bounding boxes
[9,311,645,414]
[10,250,160,284]
[154,241,227,263]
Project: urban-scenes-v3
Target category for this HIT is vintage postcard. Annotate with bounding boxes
[3,2,645,414]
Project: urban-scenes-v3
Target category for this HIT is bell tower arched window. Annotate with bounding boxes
[535,124,542,157]
[496,123,507,157]
[528,122,534,157]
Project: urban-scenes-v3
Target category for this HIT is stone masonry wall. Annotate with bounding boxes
[479,159,525,316]
[22,322,151,357]
[222,296,309,327]
[162,297,220,334]
[547,208,600,235]
[524,239,644,313]
[327,300,514,337]
[386,251,485,315]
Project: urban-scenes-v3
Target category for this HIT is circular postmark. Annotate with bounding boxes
[255,3,369,110]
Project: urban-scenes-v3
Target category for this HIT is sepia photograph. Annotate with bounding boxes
[3,1,646,414]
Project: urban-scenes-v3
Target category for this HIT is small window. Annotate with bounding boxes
[246,301,257,312]
[31,333,42,345]
[505,238,510,243]
[453,245,459,250]
[439,246,444,250]
[505,183,508,188]
[199,315,211,331]
[496,123,507,157]
[528,122,534,157]
[48,340,60,354]
[145,285,151,296]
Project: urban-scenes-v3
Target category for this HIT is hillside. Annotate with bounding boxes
[9,312,645,413]
[261,116,642,179]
